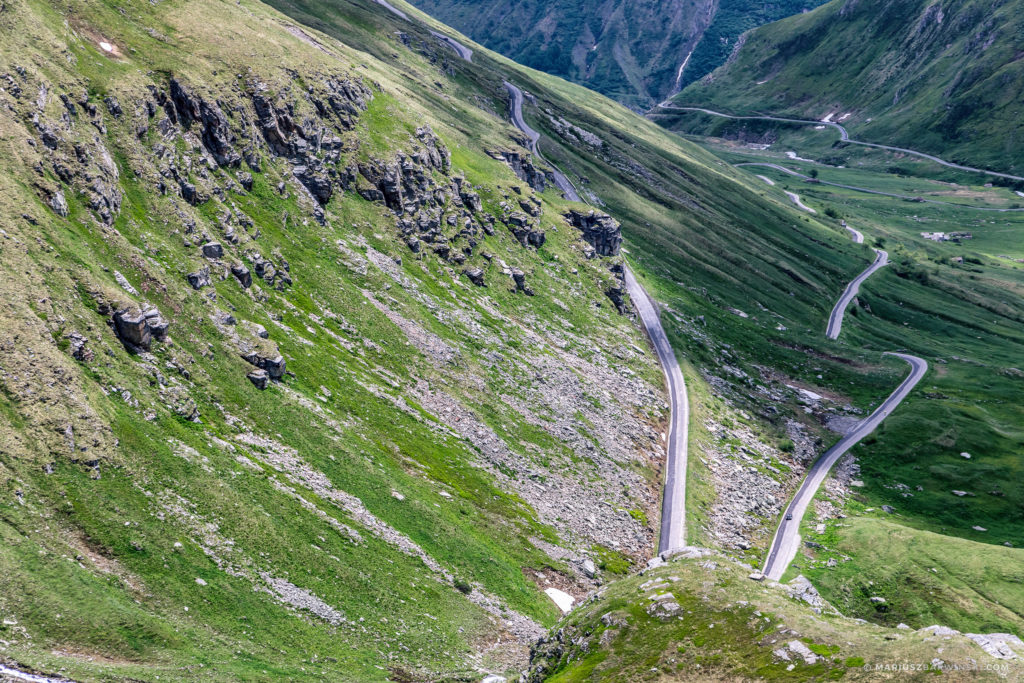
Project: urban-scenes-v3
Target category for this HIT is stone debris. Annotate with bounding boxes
[787,575,829,611]
[114,270,139,295]
[965,633,1024,659]
[247,369,270,390]
[260,573,345,625]
[787,640,818,665]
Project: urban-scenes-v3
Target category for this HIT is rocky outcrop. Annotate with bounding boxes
[565,210,622,257]
[186,266,212,290]
[166,77,241,167]
[492,149,549,192]
[247,369,270,390]
[605,282,627,314]
[506,212,545,249]
[201,242,224,259]
[243,352,286,380]
[113,306,169,350]
[464,267,486,286]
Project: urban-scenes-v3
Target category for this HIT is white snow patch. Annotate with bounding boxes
[545,587,575,613]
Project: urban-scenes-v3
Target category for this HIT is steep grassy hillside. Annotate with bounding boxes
[670,0,1024,173]
[404,0,825,109]
[3,0,1024,679]
[0,0,673,679]
[525,547,1024,681]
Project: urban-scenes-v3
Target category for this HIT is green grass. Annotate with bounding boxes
[669,0,1024,176]
[527,549,1024,681]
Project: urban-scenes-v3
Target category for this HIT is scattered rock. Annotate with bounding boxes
[231,263,252,288]
[187,266,212,289]
[202,241,224,259]
[66,332,93,362]
[511,268,533,295]
[247,369,270,390]
[464,267,485,286]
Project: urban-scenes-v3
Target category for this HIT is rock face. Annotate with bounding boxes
[113,307,169,350]
[231,263,252,288]
[565,210,622,257]
[187,266,212,289]
[201,242,224,259]
[247,369,270,390]
[493,149,548,192]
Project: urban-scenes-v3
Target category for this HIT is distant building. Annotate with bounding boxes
[920,231,972,242]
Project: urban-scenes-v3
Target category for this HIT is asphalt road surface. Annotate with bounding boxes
[736,162,1024,213]
[660,105,1024,183]
[762,352,927,580]
[784,190,816,213]
[430,30,473,61]
[826,248,888,340]
[624,268,689,553]
[372,0,407,20]
[504,81,582,202]
[505,83,685,551]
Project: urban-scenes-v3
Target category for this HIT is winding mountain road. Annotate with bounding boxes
[784,190,816,213]
[737,162,1024,213]
[761,217,925,580]
[429,30,473,61]
[659,105,1024,183]
[431,13,688,555]
[625,270,689,553]
[826,248,888,340]
[504,80,687,551]
[504,82,582,202]
[763,352,928,580]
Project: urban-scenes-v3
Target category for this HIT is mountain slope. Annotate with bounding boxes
[403,0,826,109]
[2,0,1024,679]
[671,0,1024,173]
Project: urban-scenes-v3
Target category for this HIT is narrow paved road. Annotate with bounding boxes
[624,269,689,553]
[504,81,582,202]
[505,80,687,552]
[372,0,408,20]
[784,190,815,213]
[763,352,928,580]
[826,248,888,340]
[429,30,473,61]
[761,219,925,580]
[736,162,1024,213]
[659,105,1024,183]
